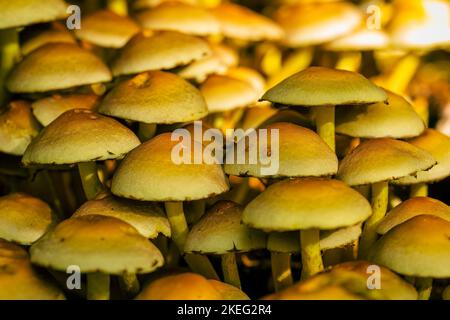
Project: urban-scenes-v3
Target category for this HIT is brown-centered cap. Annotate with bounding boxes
[243,178,372,232]
[73,194,171,239]
[98,71,208,124]
[0,0,68,29]
[0,101,40,156]
[136,2,220,36]
[0,193,56,245]
[369,215,450,278]
[184,201,266,254]
[135,273,222,300]
[394,129,450,184]
[111,132,229,201]
[111,31,211,76]
[224,122,338,178]
[335,90,425,139]
[75,10,140,48]
[273,2,362,47]
[31,94,99,126]
[377,197,450,235]
[262,67,387,107]
[22,109,140,166]
[21,23,76,56]
[337,138,437,186]
[211,2,284,41]
[200,74,259,113]
[7,43,112,93]
[0,239,65,300]
[30,215,164,275]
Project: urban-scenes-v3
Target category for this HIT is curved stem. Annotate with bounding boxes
[416,277,433,300]
[315,105,335,152]
[78,162,104,200]
[359,181,389,259]
[336,52,362,72]
[384,53,421,94]
[107,0,128,15]
[87,272,110,300]
[271,252,293,292]
[221,252,241,289]
[138,123,157,142]
[0,28,20,105]
[300,229,324,279]
[410,183,428,198]
[119,272,140,297]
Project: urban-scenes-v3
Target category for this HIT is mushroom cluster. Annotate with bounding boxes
[0,0,449,300]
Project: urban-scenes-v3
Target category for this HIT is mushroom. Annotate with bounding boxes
[30,215,164,300]
[22,109,140,200]
[262,66,388,151]
[368,215,450,299]
[111,132,229,279]
[21,23,76,56]
[0,239,65,300]
[0,193,56,245]
[136,2,220,36]
[185,201,266,288]
[209,279,250,300]
[338,138,436,258]
[99,71,208,141]
[393,129,450,197]
[243,178,372,278]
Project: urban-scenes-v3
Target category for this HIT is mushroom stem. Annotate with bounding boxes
[410,183,428,198]
[271,252,293,292]
[164,201,219,280]
[87,272,110,300]
[221,252,241,289]
[335,52,362,72]
[416,277,433,300]
[315,105,335,151]
[78,162,104,200]
[0,28,20,105]
[138,123,157,142]
[231,177,250,205]
[42,170,64,217]
[384,53,420,94]
[300,228,324,279]
[119,272,140,297]
[359,181,388,259]
[107,0,128,15]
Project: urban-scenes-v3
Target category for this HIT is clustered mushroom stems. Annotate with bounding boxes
[271,252,293,292]
[385,53,421,95]
[300,228,324,279]
[0,28,20,105]
[77,161,104,200]
[164,201,219,280]
[221,252,241,289]
[315,105,336,152]
[359,181,389,259]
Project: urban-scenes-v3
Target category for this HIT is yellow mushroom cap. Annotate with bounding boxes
[274,2,362,47]
[262,67,387,107]
[136,273,222,300]
[211,3,284,41]
[134,0,199,10]
[0,0,68,29]
[30,215,164,275]
[111,132,229,201]
[0,193,56,245]
[224,122,338,178]
[369,215,450,278]
[6,43,112,93]
[201,74,259,113]
[112,31,211,76]
[0,239,65,300]
[21,25,76,56]
[136,2,220,36]
[225,67,266,97]
[394,129,450,184]
[335,90,425,139]
[75,10,140,48]
[184,201,266,254]
[377,197,450,235]
[98,71,208,124]
[208,280,250,300]
[22,109,140,166]
[337,138,437,186]
[0,101,40,156]
[241,105,278,130]
[325,28,390,51]
[243,178,372,232]
[32,94,99,126]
